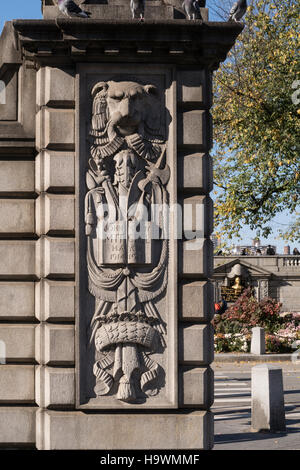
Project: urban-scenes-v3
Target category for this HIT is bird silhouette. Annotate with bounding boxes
[57,0,91,18]
[228,0,247,22]
[182,0,204,20]
[130,0,145,21]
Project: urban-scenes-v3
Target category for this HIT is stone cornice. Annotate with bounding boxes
[13,19,243,69]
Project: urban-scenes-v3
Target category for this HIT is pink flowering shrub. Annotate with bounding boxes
[213,288,281,334]
[213,288,299,353]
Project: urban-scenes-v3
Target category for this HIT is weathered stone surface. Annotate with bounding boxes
[0,325,35,362]
[177,70,211,106]
[35,151,75,193]
[0,241,36,279]
[178,152,213,192]
[36,410,214,450]
[251,364,286,432]
[36,366,75,408]
[183,195,213,239]
[0,64,36,141]
[35,324,75,366]
[179,324,214,365]
[36,108,75,151]
[0,160,35,194]
[35,280,75,322]
[180,238,213,277]
[0,407,36,446]
[179,366,214,408]
[36,237,75,279]
[0,199,35,234]
[0,365,35,403]
[178,110,208,147]
[77,70,177,409]
[36,194,75,235]
[0,67,18,120]
[37,67,75,107]
[179,281,214,321]
[0,21,22,67]
[251,327,266,355]
[0,282,35,319]
[278,282,300,312]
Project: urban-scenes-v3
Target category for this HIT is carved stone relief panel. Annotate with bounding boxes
[76,65,177,409]
[258,279,269,301]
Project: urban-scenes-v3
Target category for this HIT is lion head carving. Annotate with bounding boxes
[91,80,161,138]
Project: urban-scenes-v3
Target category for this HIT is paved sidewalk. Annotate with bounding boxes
[214,406,300,450]
[212,361,300,450]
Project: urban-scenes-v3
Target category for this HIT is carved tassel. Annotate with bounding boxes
[117,375,136,402]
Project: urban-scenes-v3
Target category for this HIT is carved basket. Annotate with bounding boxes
[95,321,157,351]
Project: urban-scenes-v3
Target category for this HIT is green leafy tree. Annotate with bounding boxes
[212,0,300,242]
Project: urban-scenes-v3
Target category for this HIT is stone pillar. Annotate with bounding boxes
[250,327,265,355]
[0,2,243,450]
[251,364,286,432]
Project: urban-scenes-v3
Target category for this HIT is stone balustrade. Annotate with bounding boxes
[283,256,300,267]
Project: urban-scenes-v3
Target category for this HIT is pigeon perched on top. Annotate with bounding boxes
[58,0,91,18]
[130,0,145,20]
[182,0,204,20]
[228,0,247,22]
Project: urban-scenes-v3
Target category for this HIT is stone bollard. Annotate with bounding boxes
[251,327,265,355]
[251,364,286,432]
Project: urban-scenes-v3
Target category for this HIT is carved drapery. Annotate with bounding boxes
[85,79,170,403]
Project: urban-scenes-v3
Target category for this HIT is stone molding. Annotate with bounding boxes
[13,20,243,70]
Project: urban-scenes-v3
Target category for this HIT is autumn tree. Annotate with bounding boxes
[211,0,300,242]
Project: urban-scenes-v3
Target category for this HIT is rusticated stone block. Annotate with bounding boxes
[37,67,75,107]
[0,241,36,279]
[178,110,210,147]
[179,238,213,278]
[36,108,75,150]
[35,324,75,366]
[0,407,36,446]
[0,68,18,121]
[179,281,214,321]
[0,160,35,194]
[36,194,75,235]
[179,366,214,408]
[0,199,35,235]
[177,70,211,106]
[36,366,75,408]
[0,282,35,320]
[182,195,213,239]
[35,280,75,322]
[0,325,35,362]
[178,152,213,192]
[36,237,75,279]
[35,151,75,193]
[36,410,214,450]
[0,365,35,403]
[179,324,214,365]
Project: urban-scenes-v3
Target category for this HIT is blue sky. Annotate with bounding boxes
[0,1,42,32]
[0,1,296,253]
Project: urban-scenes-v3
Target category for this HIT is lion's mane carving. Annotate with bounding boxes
[89,80,164,162]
